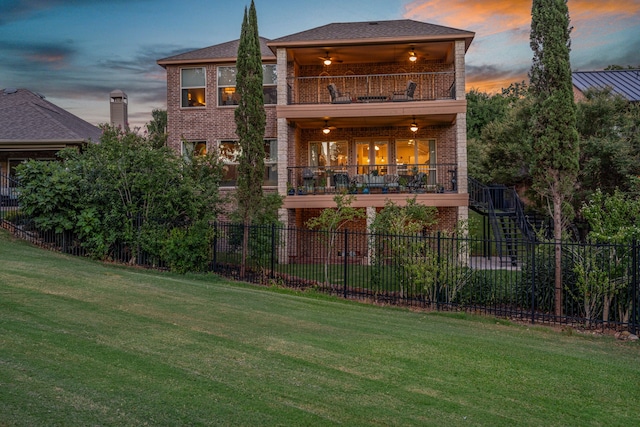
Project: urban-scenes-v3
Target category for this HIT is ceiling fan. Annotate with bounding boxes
[319,51,342,65]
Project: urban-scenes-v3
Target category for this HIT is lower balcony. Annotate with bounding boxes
[284,164,467,209]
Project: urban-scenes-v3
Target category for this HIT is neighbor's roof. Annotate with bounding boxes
[157,37,275,66]
[0,88,102,144]
[268,19,475,50]
[572,70,640,102]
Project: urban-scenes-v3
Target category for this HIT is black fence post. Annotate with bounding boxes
[212,222,218,273]
[530,241,536,324]
[436,231,441,308]
[270,223,276,279]
[632,239,638,334]
[343,228,348,299]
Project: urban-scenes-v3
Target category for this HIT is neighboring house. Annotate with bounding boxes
[0,88,102,204]
[157,19,474,258]
[0,88,102,177]
[572,69,640,102]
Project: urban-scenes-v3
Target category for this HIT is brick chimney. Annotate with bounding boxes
[109,89,128,130]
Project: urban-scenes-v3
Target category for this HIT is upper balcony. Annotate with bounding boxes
[286,71,455,105]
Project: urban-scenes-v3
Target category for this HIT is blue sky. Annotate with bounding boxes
[1,0,638,129]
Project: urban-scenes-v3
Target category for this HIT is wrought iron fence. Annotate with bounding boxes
[2,211,639,333]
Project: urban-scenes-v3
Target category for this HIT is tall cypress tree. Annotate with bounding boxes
[529,0,579,316]
[235,0,266,277]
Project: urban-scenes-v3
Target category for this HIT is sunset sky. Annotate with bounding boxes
[0,0,638,129]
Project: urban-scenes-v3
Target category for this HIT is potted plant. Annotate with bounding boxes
[317,176,327,194]
[398,176,408,192]
[297,186,306,195]
[287,182,295,195]
[348,182,358,194]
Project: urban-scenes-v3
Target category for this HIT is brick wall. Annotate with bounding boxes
[165,64,278,154]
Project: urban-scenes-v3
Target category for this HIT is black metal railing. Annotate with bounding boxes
[287,72,457,105]
[287,163,458,195]
[3,212,639,332]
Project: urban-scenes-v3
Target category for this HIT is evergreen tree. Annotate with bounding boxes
[234,0,266,277]
[529,0,579,316]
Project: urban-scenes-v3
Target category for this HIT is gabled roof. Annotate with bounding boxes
[0,88,102,143]
[572,70,640,102]
[157,37,275,66]
[268,19,475,50]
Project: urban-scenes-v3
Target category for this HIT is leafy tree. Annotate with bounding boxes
[604,64,640,70]
[572,190,640,324]
[466,83,531,185]
[16,160,81,233]
[146,108,168,149]
[575,89,640,209]
[17,125,223,268]
[477,94,534,187]
[529,0,579,316]
[234,0,267,277]
[306,193,365,287]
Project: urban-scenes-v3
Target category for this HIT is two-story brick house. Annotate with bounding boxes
[158,19,474,241]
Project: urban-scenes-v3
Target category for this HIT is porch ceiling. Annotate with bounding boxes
[289,114,457,129]
[285,42,454,66]
[277,99,466,128]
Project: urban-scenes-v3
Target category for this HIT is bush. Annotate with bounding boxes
[162,221,214,274]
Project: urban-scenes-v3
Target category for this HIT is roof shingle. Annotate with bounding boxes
[268,19,474,45]
[0,89,102,142]
[158,37,275,64]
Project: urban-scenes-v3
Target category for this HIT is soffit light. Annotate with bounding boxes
[323,120,331,134]
[410,117,418,132]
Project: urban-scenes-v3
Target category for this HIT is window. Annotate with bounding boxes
[396,138,436,184]
[309,141,348,168]
[182,141,207,161]
[217,64,277,106]
[181,68,206,107]
[219,139,277,186]
[356,140,388,174]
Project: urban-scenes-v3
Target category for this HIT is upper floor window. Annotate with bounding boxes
[181,68,206,108]
[217,64,277,106]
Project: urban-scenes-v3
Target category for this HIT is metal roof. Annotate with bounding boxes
[0,89,102,143]
[572,70,640,102]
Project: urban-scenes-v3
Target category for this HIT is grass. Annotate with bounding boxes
[1,229,639,426]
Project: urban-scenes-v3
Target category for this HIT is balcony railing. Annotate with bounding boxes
[286,163,458,195]
[286,72,456,105]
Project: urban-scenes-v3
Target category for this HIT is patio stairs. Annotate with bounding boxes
[468,177,539,264]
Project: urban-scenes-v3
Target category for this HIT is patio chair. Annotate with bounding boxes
[407,172,426,190]
[327,84,352,104]
[302,168,315,191]
[391,80,417,102]
[333,172,350,189]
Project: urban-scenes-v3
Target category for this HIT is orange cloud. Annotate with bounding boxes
[403,0,640,36]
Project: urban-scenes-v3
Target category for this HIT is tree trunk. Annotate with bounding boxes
[553,192,563,317]
[241,218,249,279]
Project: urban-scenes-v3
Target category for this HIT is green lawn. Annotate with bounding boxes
[1,229,639,426]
